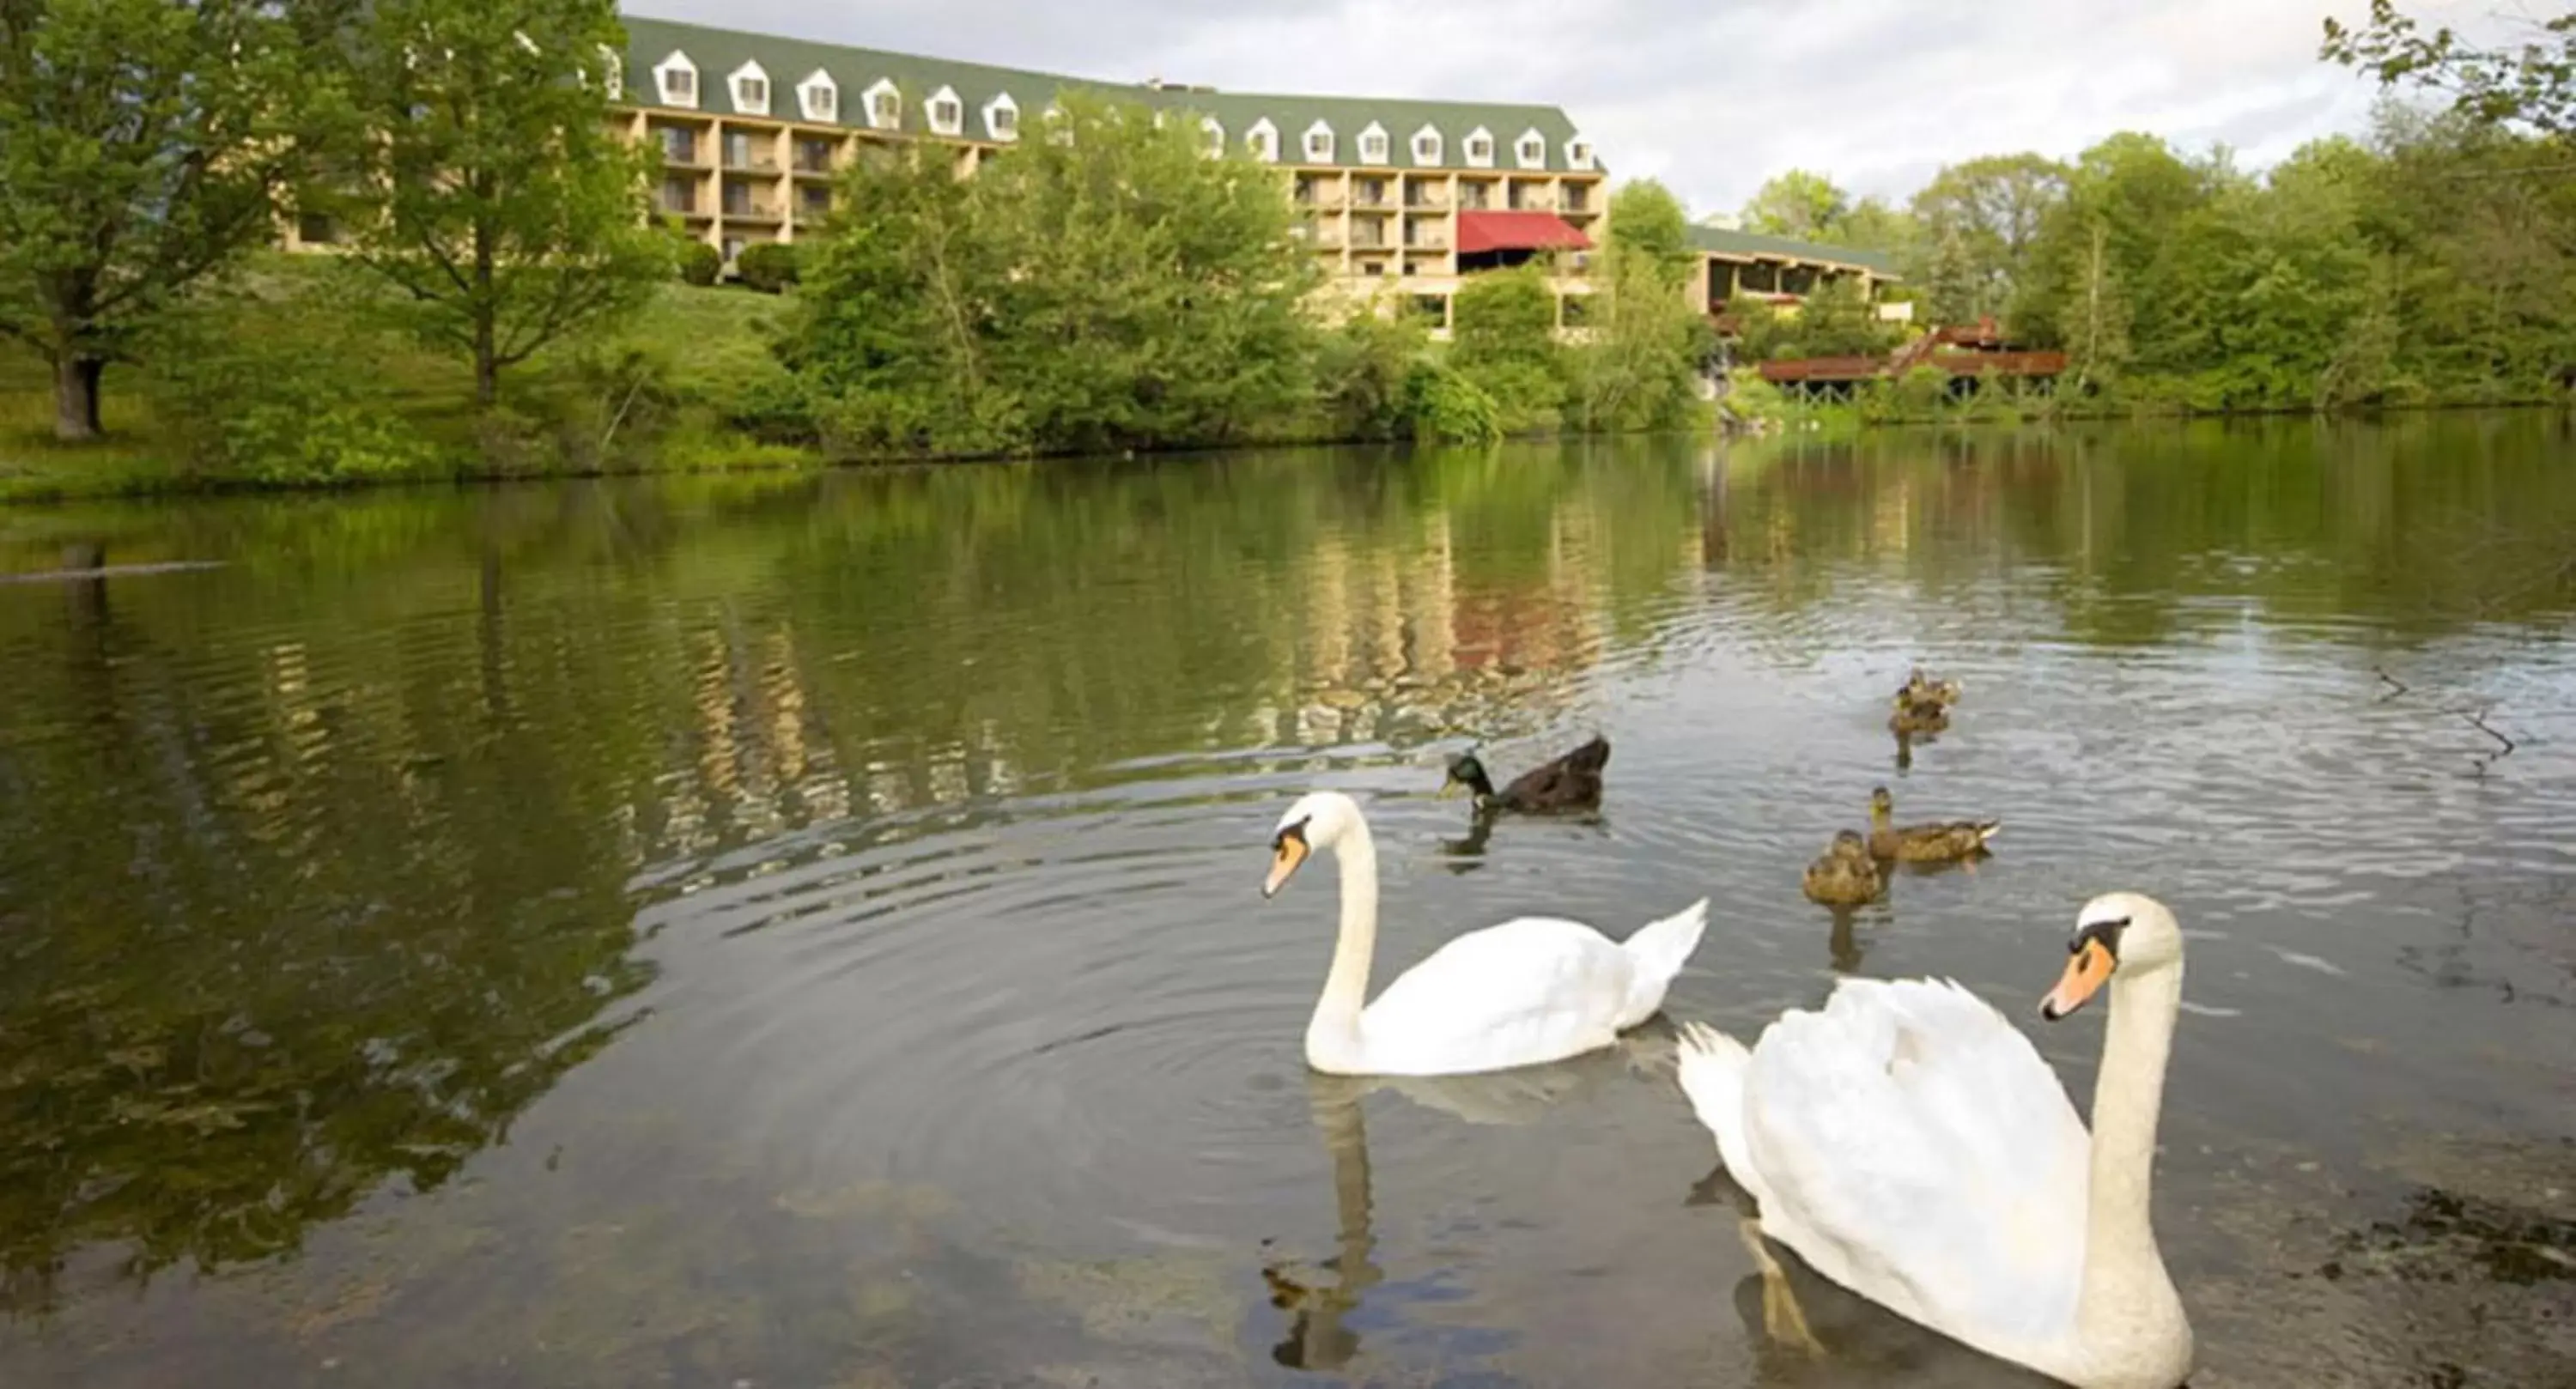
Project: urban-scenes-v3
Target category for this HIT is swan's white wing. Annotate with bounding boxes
[1358,918,1633,1075]
[1743,978,2091,1356]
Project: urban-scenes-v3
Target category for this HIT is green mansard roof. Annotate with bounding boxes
[1686,224,1900,276]
[617,15,1600,174]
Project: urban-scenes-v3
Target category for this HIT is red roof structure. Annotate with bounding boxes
[1455,210,1593,254]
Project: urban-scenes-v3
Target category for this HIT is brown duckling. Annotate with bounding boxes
[1887,693,1951,737]
[1867,785,1999,863]
[1896,666,1963,709]
[1801,829,1885,907]
[1443,735,1609,814]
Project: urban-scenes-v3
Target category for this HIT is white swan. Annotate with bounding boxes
[1674,891,2194,1389]
[1262,791,1707,1077]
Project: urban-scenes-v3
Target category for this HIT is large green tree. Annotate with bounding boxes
[1606,179,1693,275]
[1907,153,2069,324]
[337,0,665,407]
[0,0,324,440]
[1739,169,1850,240]
[1578,180,1712,430]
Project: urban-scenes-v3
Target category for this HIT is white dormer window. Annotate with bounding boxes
[1515,129,1546,168]
[797,70,836,123]
[926,85,963,135]
[1200,116,1224,157]
[1463,126,1493,167]
[654,51,698,109]
[1411,124,1442,166]
[1042,104,1071,145]
[598,45,623,98]
[1246,117,1278,163]
[1303,120,1334,163]
[728,61,769,118]
[1564,136,1593,170]
[985,92,1019,141]
[862,77,900,130]
[1358,123,1388,165]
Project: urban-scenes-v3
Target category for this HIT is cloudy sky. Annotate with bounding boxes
[633,0,2518,216]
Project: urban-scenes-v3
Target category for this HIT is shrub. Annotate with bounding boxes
[140,284,437,485]
[1314,305,1430,440]
[734,242,799,294]
[677,240,721,287]
[1404,360,1503,444]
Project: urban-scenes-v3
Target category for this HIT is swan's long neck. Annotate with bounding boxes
[1305,821,1379,1065]
[2074,960,2188,1356]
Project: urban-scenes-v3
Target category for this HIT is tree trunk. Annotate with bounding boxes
[473,337,499,408]
[53,355,105,442]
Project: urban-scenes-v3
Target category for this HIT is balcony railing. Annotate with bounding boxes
[721,200,782,222]
[1404,191,1448,209]
[725,150,779,173]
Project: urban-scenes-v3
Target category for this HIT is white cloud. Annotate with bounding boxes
[632,0,2528,217]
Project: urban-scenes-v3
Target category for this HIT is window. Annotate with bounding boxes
[722,236,744,264]
[927,86,963,135]
[986,94,1019,140]
[1515,129,1546,169]
[656,124,696,163]
[800,185,832,216]
[1463,127,1492,167]
[654,51,698,109]
[793,136,835,173]
[659,176,696,215]
[729,62,769,117]
[1565,138,1593,170]
[798,70,837,123]
[722,130,759,168]
[1303,121,1334,162]
[1358,124,1388,164]
[1200,118,1224,156]
[1246,118,1277,162]
[295,212,337,246]
[1411,125,1442,166]
[862,78,900,130]
[598,46,623,98]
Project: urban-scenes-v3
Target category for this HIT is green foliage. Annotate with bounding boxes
[1794,276,1900,358]
[1907,154,2070,323]
[137,280,438,485]
[0,0,330,440]
[1741,169,1851,240]
[1607,180,1694,277]
[1314,305,1432,441]
[2324,1,2574,138]
[789,94,1316,458]
[336,0,669,406]
[1448,265,1567,433]
[677,239,723,287]
[1404,360,1504,444]
[734,242,801,294]
[1570,228,1716,433]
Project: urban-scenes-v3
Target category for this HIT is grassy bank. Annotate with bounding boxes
[1,258,813,503]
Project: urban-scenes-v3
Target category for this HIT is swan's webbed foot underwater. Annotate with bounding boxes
[1740,1216,1824,1356]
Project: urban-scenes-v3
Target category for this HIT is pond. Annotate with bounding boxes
[2,415,2572,1389]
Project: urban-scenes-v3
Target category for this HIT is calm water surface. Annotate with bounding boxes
[3,417,2573,1388]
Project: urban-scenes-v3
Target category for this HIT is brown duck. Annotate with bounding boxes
[1801,829,1885,907]
[1868,785,1999,863]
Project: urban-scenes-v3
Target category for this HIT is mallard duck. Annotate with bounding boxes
[1442,735,1608,814]
[1868,785,1998,862]
[1888,695,1951,738]
[1673,894,2198,1389]
[1897,666,1963,709]
[1263,792,1707,1076]
[1801,830,1884,907]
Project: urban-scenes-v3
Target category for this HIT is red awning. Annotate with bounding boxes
[1455,210,1593,254]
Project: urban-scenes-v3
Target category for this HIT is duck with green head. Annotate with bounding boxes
[1442,736,1609,814]
[1867,785,1999,863]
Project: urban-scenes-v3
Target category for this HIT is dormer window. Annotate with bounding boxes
[654,51,698,109]
[797,70,836,123]
[1246,118,1277,163]
[1200,117,1224,156]
[598,45,623,98]
[1515,129,1546,168]
[862,77,900,130]
[1303,120,1334,163]
[924,86,963,136]
[728,61,769,118]
[1358,123,1388,164]
[1463,127,1493,167]
[1565,137,1593,170]
[1411,125,1442,166]
[986,93,1019,141]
